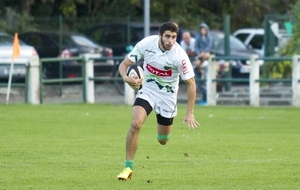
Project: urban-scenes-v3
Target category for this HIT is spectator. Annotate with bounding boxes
[194,23,212,106]
[195,23,212,69]
[180,31,196,57]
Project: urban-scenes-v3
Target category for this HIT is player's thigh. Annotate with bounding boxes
[132,98,152,127]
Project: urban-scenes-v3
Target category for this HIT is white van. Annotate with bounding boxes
[233,28,265,56]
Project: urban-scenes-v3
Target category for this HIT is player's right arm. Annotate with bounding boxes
[118,56,143,87]
[119,37,147,87]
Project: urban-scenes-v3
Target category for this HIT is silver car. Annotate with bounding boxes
[0,32,38,81]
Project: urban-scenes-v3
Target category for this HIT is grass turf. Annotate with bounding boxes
[0,104,299,189]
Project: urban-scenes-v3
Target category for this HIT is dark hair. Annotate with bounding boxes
[159,22,178,35]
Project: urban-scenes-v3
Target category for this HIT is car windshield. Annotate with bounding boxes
[211,32,247,50]
[228,36,247,50]
[48,33,99,47]
[71,35,99,48]
[0,34,26,46]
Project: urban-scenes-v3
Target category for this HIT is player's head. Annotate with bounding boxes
[159,22,179,36]
[158,22,178,51]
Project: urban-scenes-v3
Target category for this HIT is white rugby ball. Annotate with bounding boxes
[127,65,144,90]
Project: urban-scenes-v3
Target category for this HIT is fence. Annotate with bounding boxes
[2,54,300,107]
[206,55,300,106]
[0,56,39,104]
[0,63,28,104]
[39,57,86,103]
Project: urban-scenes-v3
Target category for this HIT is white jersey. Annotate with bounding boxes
[128,35,195,99]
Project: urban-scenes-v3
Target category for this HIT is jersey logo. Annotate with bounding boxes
[181,59,189,74]
[146,64,172,77]
[145,49,156,54]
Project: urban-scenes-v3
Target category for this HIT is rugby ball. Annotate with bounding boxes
[127,65,144,90]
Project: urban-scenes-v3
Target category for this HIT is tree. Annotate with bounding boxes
[261,0,299,79]
[281,0,300,56]
[0,0,298,33]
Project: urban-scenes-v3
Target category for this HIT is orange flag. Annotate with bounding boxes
[12,33,20,61]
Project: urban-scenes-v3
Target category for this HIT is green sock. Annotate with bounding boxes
[125,160,134,170]
[156,133,171,140]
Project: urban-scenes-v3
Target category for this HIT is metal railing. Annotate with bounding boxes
[206,55,300,106]
[0,63,29,103]
[38,55,125,103]
[3,54,300,107]
[39,57,86,103]
[211,56,293,83]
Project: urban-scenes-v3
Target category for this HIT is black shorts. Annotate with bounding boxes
[134,98,174,126]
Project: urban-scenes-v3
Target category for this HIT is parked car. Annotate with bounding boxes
[85,22,161,56]
[209,30,263,78]
[189,29,263,78]
[0,32,38,81]
[19,31,114,79]
[232,28,265,56]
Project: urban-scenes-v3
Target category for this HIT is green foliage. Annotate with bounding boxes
[261,0,299,80]
[280,0,300,56]
[261,60,292,79]
[0,12,6,31]
[60,0,77,18]
[1,8,36,34]
[0,0,298,33]
[0,104,300,189]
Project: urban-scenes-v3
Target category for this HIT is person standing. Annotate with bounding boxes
[180,31,196,57]
[117,22,200,180]
[194,23,212,105]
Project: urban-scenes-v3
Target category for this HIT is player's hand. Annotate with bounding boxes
[181,114,200,130]
[124,76,143,87]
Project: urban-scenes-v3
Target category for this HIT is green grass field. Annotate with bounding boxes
[0,104,299,189]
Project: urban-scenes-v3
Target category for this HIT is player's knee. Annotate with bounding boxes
[130,119,142,132]
[158,139,168,145]
[156,134,170,145]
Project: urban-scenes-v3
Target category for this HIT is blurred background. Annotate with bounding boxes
[0,0,298,78]
[0,0,297,33]
[1,0,300,105]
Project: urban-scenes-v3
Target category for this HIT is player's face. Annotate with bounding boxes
[159,30,177,51]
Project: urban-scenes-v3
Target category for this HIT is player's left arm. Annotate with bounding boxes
[181,77,200,129]
[178,49,200,129]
